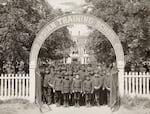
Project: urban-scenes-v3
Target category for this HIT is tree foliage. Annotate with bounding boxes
[86,0,150,65]
[0,0,72,73]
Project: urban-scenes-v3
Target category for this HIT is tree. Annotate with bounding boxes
[0,0,73,73]
[86,0,150,66]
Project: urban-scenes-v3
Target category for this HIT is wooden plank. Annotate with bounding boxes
[136,72,139,94]
[125,75,128,94]
[12,74,14,97]
[22,74,25,97]
[128,72,131,95]
[15,74,18,97]
[132,73,135,96]
[8,74,11,97]
[143,73,146,95]
[27,74,29,96]
[1,74,4,96]
[19,74,22,97]
[139,72,142,95]
[4,74,7,97]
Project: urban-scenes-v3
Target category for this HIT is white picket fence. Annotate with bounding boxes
[124,72,150,98]
[0,74,30,100]
[0,72,150,101]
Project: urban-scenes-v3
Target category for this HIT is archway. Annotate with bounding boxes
[29,14,125,102]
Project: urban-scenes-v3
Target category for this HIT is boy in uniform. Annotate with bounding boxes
[83,75,92,107]
[103,71,111,106]
[92,73,103,106]
[72,74,82,107]
[53,74,62,107]
[43,68,53,105]
[62,73,71,107]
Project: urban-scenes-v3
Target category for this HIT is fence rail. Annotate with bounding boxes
[0,74,30,100]
[124,72,150,98]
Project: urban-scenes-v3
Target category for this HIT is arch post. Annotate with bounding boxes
[118,61,125,97]
[29,62,36,102]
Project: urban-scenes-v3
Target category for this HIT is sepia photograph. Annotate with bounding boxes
[0,0,150,114]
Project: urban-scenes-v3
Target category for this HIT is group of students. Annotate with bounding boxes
[41,64,111,108]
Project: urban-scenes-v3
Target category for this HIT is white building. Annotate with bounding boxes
[63,31,90,64]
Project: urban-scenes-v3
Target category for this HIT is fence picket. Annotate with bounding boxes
[132,72,135,96]
[139,72,142,95]
[143,73,146,95]
[136,72,139,94]
[22,74,25,97]
[26,74,29,97]
[1,74,4,96]
[8,74,11,97]
[125,75,128,94]
[147,76,149,95]
[19,74,22,97]
[15,74,18,97]
[4,74,7,97]
[128,72,132,94]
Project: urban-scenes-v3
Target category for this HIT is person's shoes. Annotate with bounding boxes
[56,103,60,107]
[47,102,51,105]
[96,102,100,107]
[77,103,80,108]
[75,103,77,107]
[88,103,91,108]
[66,103,69,107]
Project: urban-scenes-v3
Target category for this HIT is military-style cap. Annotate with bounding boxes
[64,72,68,76]
[94,73,99,77]
[55,68,59,71]
[50,65,55,68]
[56,74,61,77]
[45,68,49,74]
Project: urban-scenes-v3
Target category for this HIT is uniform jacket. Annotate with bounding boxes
[91,76,103,91]
[72,78,82,92]
[53,77,62,91]
[83,79,92,93]
[62,79,71,93]
[78,70,86,81]
[103,76,110,89]
[43,74,52,88]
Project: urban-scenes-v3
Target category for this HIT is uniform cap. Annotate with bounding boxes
[94,73,99,77]
[45,68,49,73]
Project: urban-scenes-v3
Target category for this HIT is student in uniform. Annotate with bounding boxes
[53,74,62,107]
[83,75,92,107]
[103,71,111,106]
[43,68,53,105]
[92,73,103,106]
[62,73,71,107]
[72,74,82,107]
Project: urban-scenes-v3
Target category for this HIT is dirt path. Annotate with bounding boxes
[1,104,150,114]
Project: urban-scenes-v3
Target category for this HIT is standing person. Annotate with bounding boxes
[62,73,71,107]
[92,73,103,106]
[53,74,62,107]
[83,75,92,107]
[43,68,53,105]
[103,71,111,106]
[78,68,86,105]
[72,74,82,107]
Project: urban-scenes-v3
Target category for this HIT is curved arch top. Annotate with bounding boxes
[30,14,124,69]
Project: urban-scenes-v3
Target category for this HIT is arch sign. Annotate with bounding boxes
[29,14,125,102]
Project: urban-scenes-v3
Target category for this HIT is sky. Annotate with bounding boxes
[47,0,90,36]
[47,0,86,11]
